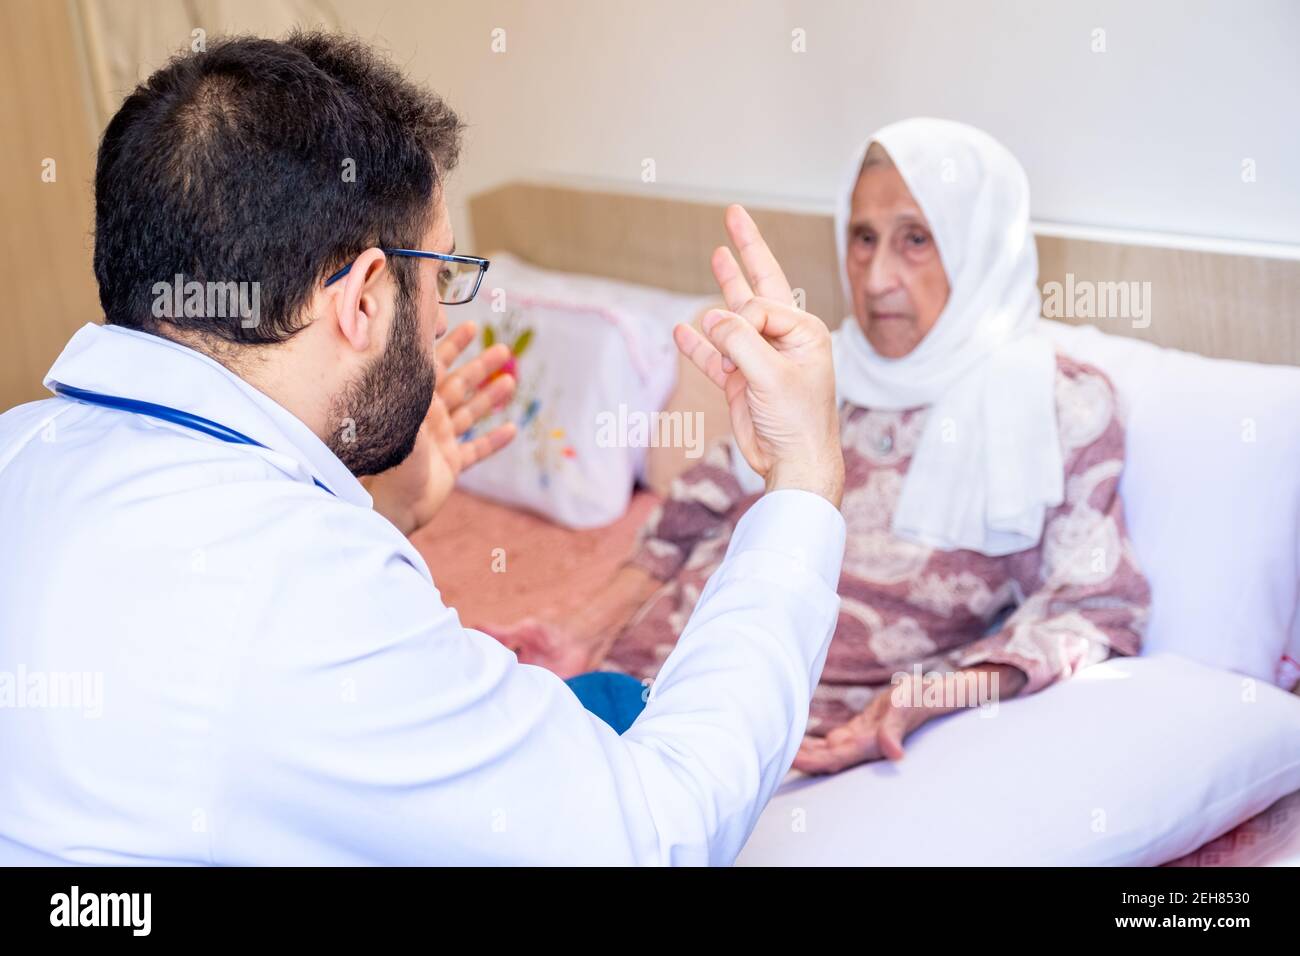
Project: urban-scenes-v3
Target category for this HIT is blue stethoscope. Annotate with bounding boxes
[53,386,652,731]
[52,383,336,496]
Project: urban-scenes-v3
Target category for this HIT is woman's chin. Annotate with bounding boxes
[866,326,920,359]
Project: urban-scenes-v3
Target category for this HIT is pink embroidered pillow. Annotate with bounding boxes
[450,255,710,528]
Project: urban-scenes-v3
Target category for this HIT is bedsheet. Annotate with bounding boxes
[410,487,661,628]
[414,489,1300,866]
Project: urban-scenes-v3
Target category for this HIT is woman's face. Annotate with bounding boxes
[844,149,951,358]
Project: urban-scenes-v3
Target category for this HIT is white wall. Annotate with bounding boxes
[104,0,1300,249]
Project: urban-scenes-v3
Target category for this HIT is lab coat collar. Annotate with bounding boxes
[44,323,373,509]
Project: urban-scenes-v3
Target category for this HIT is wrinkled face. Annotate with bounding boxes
[844,146,951,358]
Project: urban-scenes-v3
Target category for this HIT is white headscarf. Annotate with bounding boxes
[831,117,1062,556]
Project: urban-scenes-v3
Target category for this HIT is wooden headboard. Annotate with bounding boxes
[470,181,1300,367]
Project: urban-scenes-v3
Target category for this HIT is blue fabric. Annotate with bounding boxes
[565,672,648,734]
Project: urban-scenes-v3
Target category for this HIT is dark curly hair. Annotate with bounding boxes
[93,30,464,345]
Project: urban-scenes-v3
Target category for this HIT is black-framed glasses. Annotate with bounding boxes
[324,248,491,305]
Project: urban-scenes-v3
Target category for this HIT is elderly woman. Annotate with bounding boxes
[490,118,1150,774]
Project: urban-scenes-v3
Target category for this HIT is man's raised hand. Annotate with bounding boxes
[673,205,843,507]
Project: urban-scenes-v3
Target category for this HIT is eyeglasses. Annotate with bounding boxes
[324,248,491,305]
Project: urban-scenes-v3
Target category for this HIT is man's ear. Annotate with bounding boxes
[330,247,389,353]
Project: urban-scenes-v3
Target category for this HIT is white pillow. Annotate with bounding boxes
[1284,639,1300,692]
[450,254,711,528]
[736,654,1300,866]
[1042,320,1300,687]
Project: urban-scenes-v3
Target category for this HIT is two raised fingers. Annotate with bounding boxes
[710,204,796,312]
[676,204,810,382]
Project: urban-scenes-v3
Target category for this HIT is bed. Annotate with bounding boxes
[415,487,1300,868]
[411,180,1300,866]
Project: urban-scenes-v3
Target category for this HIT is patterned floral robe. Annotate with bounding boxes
[607,353,1152,735]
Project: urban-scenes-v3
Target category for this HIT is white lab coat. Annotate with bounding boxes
[0,323,844,865]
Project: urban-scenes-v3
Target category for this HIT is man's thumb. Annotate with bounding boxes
[701,309,775,388]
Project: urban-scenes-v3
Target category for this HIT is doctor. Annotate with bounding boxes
[0,31,852,868]
[0,32,845,865]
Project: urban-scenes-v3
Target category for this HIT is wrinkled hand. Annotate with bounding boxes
[365,321,517,535]
[673,205,843,507]
[792,676,931,774]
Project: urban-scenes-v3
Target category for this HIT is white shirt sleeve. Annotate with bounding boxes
[221,488,845,866]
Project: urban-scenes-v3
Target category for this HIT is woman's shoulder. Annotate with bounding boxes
[1051,350,1124,457]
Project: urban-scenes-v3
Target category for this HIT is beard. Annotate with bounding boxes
[326,285,435,477]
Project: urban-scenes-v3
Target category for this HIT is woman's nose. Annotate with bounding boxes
[863,247,902,296]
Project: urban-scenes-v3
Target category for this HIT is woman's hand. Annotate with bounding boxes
[792,677,932,774]
[365,321,517,535]
[793,664,1027,775]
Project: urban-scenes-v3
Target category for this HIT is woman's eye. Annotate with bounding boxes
[906,231,929,247]
[439,266,455,285]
